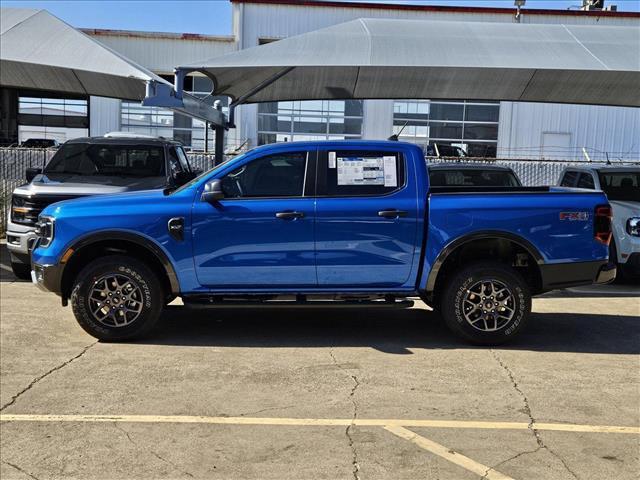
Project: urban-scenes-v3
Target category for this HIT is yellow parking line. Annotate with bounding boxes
[1,414,638,434]
[385,425,514,480]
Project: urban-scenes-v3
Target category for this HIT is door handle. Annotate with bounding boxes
[275,211,305,220]
[378,209,408,218]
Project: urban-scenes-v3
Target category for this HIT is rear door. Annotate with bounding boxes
[192,149,317,288]
[314,147,419,288]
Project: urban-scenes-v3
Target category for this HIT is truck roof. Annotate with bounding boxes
[427,163,515,172]
[63,136,183,147]
[563,164,640,172]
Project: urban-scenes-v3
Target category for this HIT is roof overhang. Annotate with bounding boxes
[171,18,639,110]
[0,8,224,125]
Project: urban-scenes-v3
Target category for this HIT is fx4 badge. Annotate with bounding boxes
[560,212,589,221]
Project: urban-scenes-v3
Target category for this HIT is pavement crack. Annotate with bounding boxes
[490,350,580,480]
[2,460,40,480]
[237,405,296,417]
[0,341,98,412]
[329,348,361,480]
[114,422,196,478]
[481,446,542,479]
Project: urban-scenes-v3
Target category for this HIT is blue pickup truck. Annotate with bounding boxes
[31,141,615,344]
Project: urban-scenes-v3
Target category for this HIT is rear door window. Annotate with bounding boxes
[317,150,405,196]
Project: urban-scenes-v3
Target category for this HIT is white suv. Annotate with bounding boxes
[558,166,639,281]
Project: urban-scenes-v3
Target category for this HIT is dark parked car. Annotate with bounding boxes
[20,138,60,148]
[7,133,198,279]
[428,164,522,187]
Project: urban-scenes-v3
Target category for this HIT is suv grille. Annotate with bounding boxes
[11,195,80,226]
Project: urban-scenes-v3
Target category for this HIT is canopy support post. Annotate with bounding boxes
[226,66,295,128]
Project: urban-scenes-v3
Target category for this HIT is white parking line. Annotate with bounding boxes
[385,425,514,480]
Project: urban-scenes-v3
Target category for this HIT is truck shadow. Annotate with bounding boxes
[140,305,640,355]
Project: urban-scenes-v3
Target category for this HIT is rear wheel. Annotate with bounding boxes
[441,261,531,345]
[11,261,31,280]
[70,255,163,341]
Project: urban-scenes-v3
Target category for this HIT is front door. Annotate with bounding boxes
[192,149,316,288]
[314,147,419,288]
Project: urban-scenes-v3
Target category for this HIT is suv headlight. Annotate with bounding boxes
[627,217,640,237]
[35,215,55,247]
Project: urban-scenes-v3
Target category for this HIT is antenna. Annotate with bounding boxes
[388,120,409,141]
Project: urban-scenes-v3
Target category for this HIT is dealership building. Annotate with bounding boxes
[3,0,640,160]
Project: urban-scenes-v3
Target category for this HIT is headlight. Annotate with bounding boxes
[11,195,29,223]
[627,217,640,237]
[35,215,55,247]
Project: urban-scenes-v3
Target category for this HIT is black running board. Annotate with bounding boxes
[182,294,414,309]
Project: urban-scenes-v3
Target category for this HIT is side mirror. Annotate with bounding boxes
[201,179,224,203]
[172,170,196,186]
[26,167,42,183]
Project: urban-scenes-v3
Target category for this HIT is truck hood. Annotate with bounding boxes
[41,188,169,217]
[610,200,640,218]
[13,174,167,197]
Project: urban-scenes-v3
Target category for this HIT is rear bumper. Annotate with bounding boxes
[540,260,616,290]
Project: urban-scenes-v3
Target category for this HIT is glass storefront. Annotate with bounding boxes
[393,100,500,157]
[16,94,89,144]
[257,100,363,145]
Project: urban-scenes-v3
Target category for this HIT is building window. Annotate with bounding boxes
[257,100,363,145]
[121,75,231,151]
[393,100,500,157]
[17,94,89,144]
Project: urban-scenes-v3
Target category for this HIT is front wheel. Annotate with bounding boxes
[441,261,531,345]
[70,255,163,341]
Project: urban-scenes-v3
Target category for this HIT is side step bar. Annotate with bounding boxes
[182,294,414,309]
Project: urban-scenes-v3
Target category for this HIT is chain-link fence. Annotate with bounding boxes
[2,147,638,236]
[426,157,640,187]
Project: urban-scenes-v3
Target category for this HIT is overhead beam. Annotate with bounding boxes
[142,79,226,127]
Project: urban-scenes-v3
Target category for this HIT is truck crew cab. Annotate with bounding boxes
[7,134,196,279]
[31,141,615,345]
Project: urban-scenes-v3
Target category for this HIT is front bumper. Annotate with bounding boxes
[620,252,640,278]
[31,262,63,295]
[6,219,37,261]
[540,260,616,290]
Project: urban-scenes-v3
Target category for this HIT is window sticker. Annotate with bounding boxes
[328,151,336,168]
[383,156,397,187]
[337,156,393,186]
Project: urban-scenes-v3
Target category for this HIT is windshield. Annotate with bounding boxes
[597,171,640,202]
[45,143,165,177]
[429,169,521,187]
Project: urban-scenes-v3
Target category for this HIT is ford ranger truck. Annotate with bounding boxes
[30,141,615,345]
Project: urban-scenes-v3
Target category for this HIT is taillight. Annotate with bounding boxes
[594,205,612,245]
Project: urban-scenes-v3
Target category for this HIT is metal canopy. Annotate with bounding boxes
[0,8,224,125]
[178,17,640,109]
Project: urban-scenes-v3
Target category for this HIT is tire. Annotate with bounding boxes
[70,255,163,341]
[441,261,531,345]
[11,261,31,280]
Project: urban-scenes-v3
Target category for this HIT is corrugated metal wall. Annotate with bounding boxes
[498,102,640,161]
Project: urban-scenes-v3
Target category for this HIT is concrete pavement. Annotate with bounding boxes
[1,245,638,479]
